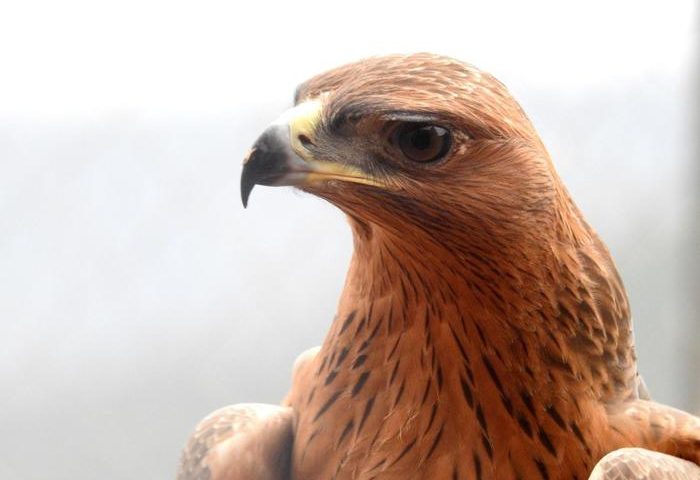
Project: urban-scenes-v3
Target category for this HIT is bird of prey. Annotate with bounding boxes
[178,54,700,479]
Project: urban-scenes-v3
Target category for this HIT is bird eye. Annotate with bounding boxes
[395,123,452,163]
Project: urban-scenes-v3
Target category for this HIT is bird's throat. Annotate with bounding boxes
[290,220,640,479]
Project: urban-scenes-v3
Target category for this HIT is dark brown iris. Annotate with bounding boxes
[396,124,451,163]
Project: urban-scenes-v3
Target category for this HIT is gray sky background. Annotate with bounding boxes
[0,1,697,479]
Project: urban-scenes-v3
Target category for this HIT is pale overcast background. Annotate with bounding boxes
[0,1,698,479]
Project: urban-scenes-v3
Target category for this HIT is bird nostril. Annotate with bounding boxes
[298,134,314,149]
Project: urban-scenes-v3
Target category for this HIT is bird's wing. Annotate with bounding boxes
[177,403,293,480]
[588,448,700,480]
[177,347,320,480]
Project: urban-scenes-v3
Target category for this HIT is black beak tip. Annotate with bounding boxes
[241,147,260,208]
[241,172,254,208]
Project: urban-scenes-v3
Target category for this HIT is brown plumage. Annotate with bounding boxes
[178,54,700,479]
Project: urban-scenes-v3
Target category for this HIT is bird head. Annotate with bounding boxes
[242,53,588,251]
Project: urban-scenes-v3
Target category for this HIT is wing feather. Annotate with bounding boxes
[177,403,293,480]
[589,448,700,480]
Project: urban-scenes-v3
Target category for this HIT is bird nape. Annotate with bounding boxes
[178,54,700,480]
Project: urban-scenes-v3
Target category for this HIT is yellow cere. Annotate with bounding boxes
[276,97,386,189]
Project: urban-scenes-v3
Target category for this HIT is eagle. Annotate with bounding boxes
[178,54,700,479]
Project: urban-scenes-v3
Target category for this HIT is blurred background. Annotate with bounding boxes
[0,1,697,478]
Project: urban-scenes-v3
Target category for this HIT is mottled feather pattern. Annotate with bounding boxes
[589,449,700,480]
[177,404,293,480]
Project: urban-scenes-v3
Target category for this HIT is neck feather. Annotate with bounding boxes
[294,211,641,478]
[336,214,637,406]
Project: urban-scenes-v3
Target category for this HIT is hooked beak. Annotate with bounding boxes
[240,123,310,207]
[240,99,382,207]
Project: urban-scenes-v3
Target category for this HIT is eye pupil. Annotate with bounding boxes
[397,124,451,163]
[411,129,432,150]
